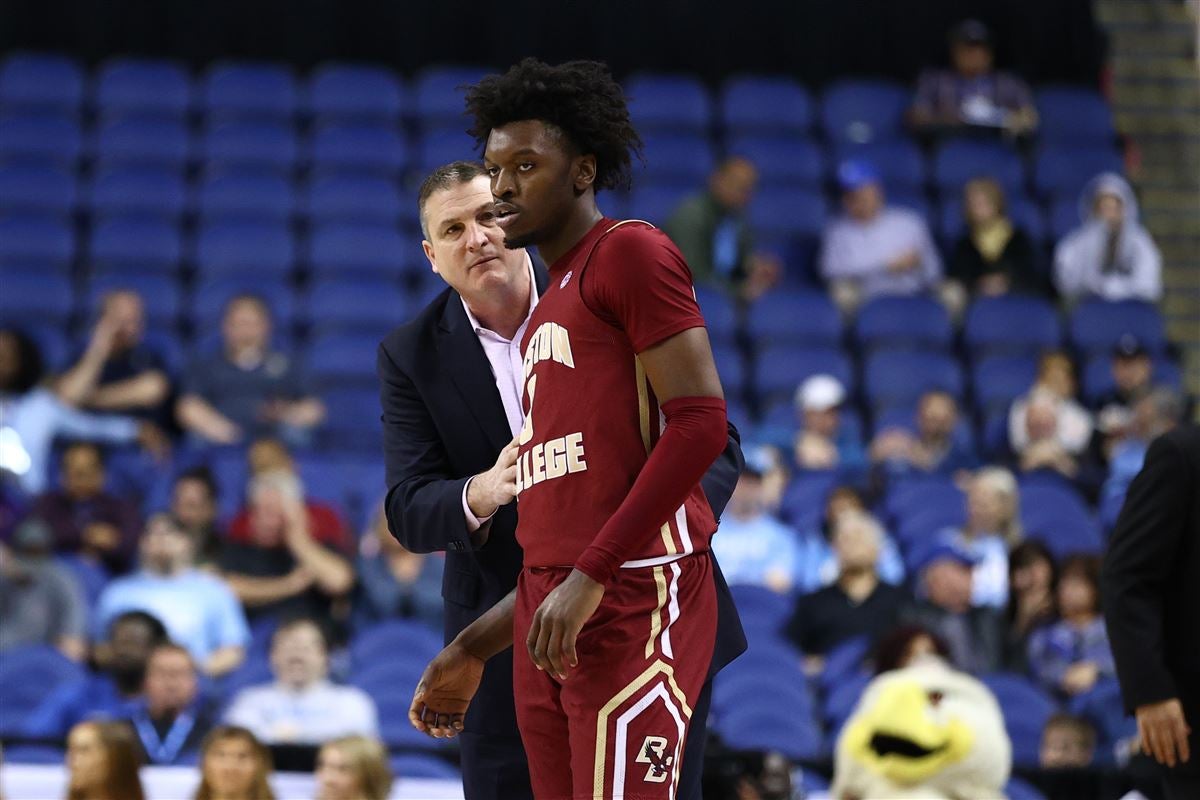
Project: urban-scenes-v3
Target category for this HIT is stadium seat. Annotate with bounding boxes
[200,121,298,172]
[0,112,82,166]
[309,123,409,175]
[981,673,1059,767]
[745,290,841,346]
[307,222,412,280]
[747,186,827,241]
[883,477,963,525]
[89,167,188,220]
[854,295,952,352]
[188,277,298,331]
[413,65,492,125]
[720,76,813,135]
[86,274,183,327]
[714,675,813,719]
[726,135,825,187]
[728,584,794,637]
[375,690,449,750]
[963,296,1062,357]
[0,272,74,327]
[778,470,840,532]
[196,171,294,221]
[193,220,295,278]
[1032,145,1124,200]
[638,134,715,184]
[625,73,711,134]
[350,620,444,668]
[1019,482,1103,557]
[309,333,383,386]
[822,670,871,731]
[304,277,409,334]
[3,745,66,765]
[0,164,76,215]
[90,217,182,273]
[0,53,83,113]
[220,655,274,699]
[864,351,964,410]
[820,80,909,144]
[320,387,385,450]
[1069,299,1166,356]
[20,324,71,372]
[0,213,74,267]
[304,173,403,224]
[717,706,824,760]
[625,184,693,226]
[93,117,190,169]
[414,125,481,176]
[819,636,872,690]
[390,753,461,781]
[693,286,737,345]
[932,139,1026,195]
[711,344,746,397]
[201,61,298,120]
[1082,354,1181,407]
[833,139,927,192]
[755,345,853,401]
[0,645,87,736]
[307,63,404,122]
[970,355,1039,415]
[94,58,191,119]
[1049,195,1080,241]
[1035,86,1116,144]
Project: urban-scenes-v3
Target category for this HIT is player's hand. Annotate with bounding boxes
[467,437,520,520]
[527,568,605,680]
[1136,698,1191,768]
[409,642,485,739]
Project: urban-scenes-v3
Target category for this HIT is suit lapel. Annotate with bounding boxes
[438,295,514,454]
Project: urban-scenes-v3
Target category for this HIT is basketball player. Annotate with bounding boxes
[409,59,729,799]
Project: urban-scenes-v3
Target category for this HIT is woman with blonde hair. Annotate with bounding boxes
[948,177,1041,298]
[65,721,145,800]
[193,726,276,800]
[314,735,393,800]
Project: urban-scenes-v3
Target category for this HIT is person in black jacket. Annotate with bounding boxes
[377,161,746,800]
[947,177,1043,299]
[1102,423,1200,799]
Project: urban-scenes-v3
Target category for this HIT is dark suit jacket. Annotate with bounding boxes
[1102,424,1200,727]
[377,264,747,737]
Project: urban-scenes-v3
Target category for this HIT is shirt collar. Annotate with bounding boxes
[460,251,539,339]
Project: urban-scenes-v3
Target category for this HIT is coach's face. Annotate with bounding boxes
[422,175,528,301]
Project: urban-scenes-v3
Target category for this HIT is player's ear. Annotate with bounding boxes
[573,154,597,193]
[422,240,440,275]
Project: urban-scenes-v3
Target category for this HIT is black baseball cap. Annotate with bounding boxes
[951,19,992,46]
[1112,333,1148,359]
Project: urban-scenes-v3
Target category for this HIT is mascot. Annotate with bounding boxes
[832,658,1011,799]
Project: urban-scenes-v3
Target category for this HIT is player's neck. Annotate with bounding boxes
[537,200,604,268]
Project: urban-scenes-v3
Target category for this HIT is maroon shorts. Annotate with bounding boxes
[514,553,716,800]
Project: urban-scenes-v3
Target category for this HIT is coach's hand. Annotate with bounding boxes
[1136,697,1192,768]
[527,569,605,680]
[409,642,485,739]
[467,437,521,520]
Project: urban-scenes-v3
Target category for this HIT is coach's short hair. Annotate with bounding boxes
[417,160,488,238]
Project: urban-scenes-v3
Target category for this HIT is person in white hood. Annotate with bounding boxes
[1053,173,1162,303]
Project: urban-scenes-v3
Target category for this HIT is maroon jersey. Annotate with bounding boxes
[515,218,716,570]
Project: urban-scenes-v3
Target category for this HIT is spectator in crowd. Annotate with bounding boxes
[0,517,86,660]
[55,291,173,430]
[219,470,354,629]
[903,541,1005,674]
[0,328,146,496]
[710,461,806,594]
[798,485,905,591]
[786,511,908,674]
[1009,352,1094,461]
[224,618,378,745]
[872,625,953,675]
[869,390,978,479]
[1014,391,1087,481]
[170,467,222,566]
[947,178,1042,300]
[176,295,325,448]
[1029,555,1116,698]
[1040,713,1098,769]
[819,159,943,314]
[22,611,168,740]
[792,374,866,475]
[1101,387,1184,529]
[65,720,146,800]
[32,443,141,574]
[96,513,248,678]
[1004,540,1058,671]
[315,735,394,800]
[355,501,444,630]
[937,467,1021,609]
[1054,173,1162,304]
[663,156,781,302]
[121,644,215,766]
[908,19,1038,136]
[1094,334,1155,451]
[193,726,276,800]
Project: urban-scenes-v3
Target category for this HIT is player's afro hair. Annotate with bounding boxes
[465,58,643,193]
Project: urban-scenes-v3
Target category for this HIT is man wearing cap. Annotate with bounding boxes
[0,517,87,661]
[794,374,866,475]
[819,159,942,314]
[1094,334,1155,448]
[908,19,1038,137]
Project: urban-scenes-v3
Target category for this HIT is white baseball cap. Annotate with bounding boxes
[796,374,846,412]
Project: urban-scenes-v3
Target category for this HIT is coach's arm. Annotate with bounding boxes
[702,421,745,522]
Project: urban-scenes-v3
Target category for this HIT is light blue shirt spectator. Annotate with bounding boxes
[1028,617,1116,695]
[711,513,805,594]
[937,528,1009,609]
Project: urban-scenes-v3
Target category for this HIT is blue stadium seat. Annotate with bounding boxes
[351,619,444,668]
[0,53,83,113]
[1019,482,1103,557]
[89,217,182,273]
[201,61,297,119]
[1049,195,1080,240]
[711,344,746,397]
[854,295,952,352]
[717,707,824,760]
[822,670,871,731]
[3,745,66,765]
[304,174,402,224]
[220,654,273,699]
[19,324,71,372]
[188,277,297,334]
[0,645,87,736]
[413,65,491,125]
[0,113,82,166]
[693,286,737,345]
[864,351,964,410]
[89,167,188,220]
[932,139,1026,195]
[820,80,909,144]
[93,117,190,169]
[726,135,825,187]
[720,76,812,135]
[747,186,827,240]
[625,73,711,134]
[834,139,927,192]
[1035,86,1116,144]
[883,477,963,525]
[1032,145,1124,200]
[638,134,715,184]
[375,690,449,750]
[1082,354,1180,407]
[309,333,383,386]
[390,753,461,781]
[308,222,411,279]
[200,120,297,172]
[745,290,841,345]
[756,346,853,401]
[1069,299,1166,356]
[0,164,76,215]
[963,296,1062,357]
[321,387,385,449]
[728,584,794,637]
[714,675,813,718]
[85,274,182,328]
[777,470,839,530]
[0,272,74,327]
[308,64,403,122]
[305,277,409,333]
[196,171,294,221]
[971,355,1039,415]
[94,58,191,119]
[0,213,74,267]
[981,673,1059,767]
[309,123,408,175]
[414,125,481,176]
[625,184,693,226]
[194,220,295,278]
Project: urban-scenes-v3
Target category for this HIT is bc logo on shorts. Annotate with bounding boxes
[636,735,674,783]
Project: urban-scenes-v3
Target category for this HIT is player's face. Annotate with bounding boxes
[422,176,528,300]
[485,120,588,250]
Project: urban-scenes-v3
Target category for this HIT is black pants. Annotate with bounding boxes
[458,675,716,800]
[1162,769,1200,800]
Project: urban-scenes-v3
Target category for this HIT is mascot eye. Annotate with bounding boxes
[927,690,945,707]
